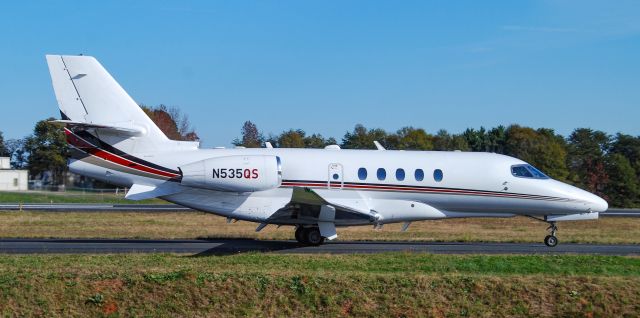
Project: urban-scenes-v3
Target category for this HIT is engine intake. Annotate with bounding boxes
[180,155,282,192]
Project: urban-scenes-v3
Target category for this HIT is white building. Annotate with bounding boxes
[0,157,28,191]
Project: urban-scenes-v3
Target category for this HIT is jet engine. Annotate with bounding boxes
[180,155,282,192]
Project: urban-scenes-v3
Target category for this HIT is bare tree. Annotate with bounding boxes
[140,104,199,141]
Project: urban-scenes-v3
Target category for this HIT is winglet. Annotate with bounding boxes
[373,141,386,150]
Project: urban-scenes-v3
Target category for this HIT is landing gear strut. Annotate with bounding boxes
[544,222,558,247]
[295,226,325,246]
[526,216,561,247]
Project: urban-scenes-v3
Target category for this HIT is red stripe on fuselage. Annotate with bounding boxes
[64,128,179,179]
[280,181,567,202]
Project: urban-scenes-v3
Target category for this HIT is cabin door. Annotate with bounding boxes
[327,163,344,189]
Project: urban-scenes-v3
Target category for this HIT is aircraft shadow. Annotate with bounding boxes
[191,238,304,256]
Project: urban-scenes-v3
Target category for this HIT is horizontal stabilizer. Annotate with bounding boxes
[50,120,145,135]
[125,183,183,201]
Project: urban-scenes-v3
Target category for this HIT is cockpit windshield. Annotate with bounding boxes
[511,164,549,179]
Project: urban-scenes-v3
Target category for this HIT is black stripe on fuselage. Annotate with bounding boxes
[68,146,176,181]
[281,179,573,202]
[72,130,181,175]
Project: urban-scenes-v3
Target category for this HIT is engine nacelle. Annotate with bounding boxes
[180,155,282,192]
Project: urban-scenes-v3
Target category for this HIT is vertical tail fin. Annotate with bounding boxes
[46,55,198,153]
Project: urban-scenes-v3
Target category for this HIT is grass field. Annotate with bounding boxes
[0,191,164,204]
[1,193,639,317]
[1,211,639,244]
[0,253,639,317]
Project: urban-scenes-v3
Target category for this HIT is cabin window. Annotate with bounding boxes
[396,168,405,181]
[415,169,424,181]
[358,168,367,180]
[377,168,386,181]
[332,173,340,180]
[511,164,549,179]
[433,169,443,182]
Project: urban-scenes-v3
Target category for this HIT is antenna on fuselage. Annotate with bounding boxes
[373,140,386,150]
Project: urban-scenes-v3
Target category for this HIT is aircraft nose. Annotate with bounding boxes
[589,194,609,212]
[552,180,609,213]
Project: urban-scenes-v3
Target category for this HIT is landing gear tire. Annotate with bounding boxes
[295,226,306,244]
[544,235,558,247]
[303,227,325,246]
[544,221,559,247]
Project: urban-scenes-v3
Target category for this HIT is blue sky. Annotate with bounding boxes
[0,1,638,147]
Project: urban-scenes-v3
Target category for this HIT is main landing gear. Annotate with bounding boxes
[544,221,558,247]
[295,226,325,246]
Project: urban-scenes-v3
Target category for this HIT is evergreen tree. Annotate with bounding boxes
[24,118,68,186]
[462,127,491,152]
[609,133,640,179]
[450,135,471,151]
[278,129,306,148]
[4,139,27,169]
[430,129,471,151]
[304,133,337,148]
[567,128,610,196]
[341,124,387,149]
[487,125,506,153]
[604,153,639,207]
[432,129,452,151]
[0,131,7,157]
[233,121,263,148]
[394,127,433,150]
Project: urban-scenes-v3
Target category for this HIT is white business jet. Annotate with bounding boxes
[45,55,608,247]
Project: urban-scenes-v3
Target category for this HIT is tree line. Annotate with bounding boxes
[1,111,638,208]
[234,121,640,208]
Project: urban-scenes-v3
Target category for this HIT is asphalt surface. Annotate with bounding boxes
[0,203,191,212]
[1,204,637,255]
[1,204,638,216]
[0,238,638,255]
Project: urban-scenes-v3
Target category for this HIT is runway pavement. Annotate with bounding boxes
[0,238,638,255]
[1,204,638,216]
[0,203,191,212]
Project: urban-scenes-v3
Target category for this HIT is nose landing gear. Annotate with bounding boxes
[544,221,558,247]
[526,216,560,247]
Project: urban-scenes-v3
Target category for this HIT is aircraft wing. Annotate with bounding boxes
[289,187,375,216]
[267,187,379,239]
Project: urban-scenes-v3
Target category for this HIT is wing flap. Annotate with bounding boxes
[291,187,374,215]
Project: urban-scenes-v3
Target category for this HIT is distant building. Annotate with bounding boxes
[0,157,28,191]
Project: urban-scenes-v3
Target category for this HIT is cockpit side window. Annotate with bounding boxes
[511,164,549,179]
[527,165,548,179]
